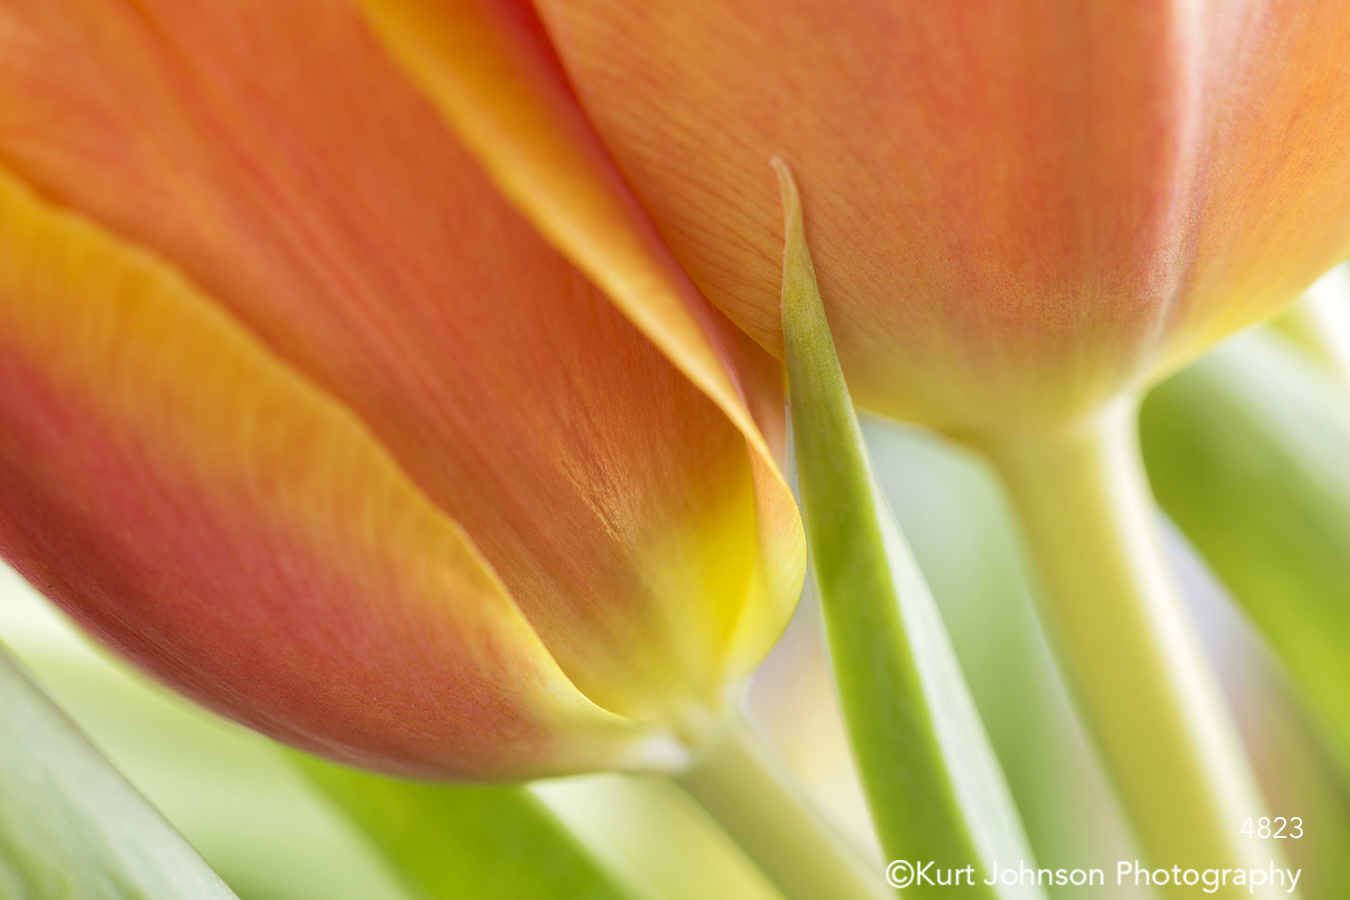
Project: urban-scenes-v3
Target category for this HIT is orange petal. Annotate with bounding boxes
[0,165,671,779]
[533,0,1350,434]
[0,0,802,745]
[353,0,788,456]
[351,0,804,691]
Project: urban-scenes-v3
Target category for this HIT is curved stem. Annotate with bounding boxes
[674,713,892,900]
[975,398,1288,898]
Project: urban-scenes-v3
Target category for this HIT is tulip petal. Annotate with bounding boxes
[348,0,804,685]
[351,0,779,441]
[0,166,673,778]
[1160,5,1350,367]
[0,0,803,731]
[533,0,1350,433]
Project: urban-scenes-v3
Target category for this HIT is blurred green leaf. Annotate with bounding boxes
[1141,330,1350,776]
[1164,518,1350,900]
[0,641,238,900]
[859,418,1148,896]
[777,163,1041,898]
[294,758,642,900]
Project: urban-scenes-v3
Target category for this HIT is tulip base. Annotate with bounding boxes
[673,714,891,900]
[972,397,1288,899]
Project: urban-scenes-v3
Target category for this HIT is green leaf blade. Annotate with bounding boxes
[293,756,639,900]
[774,159,1043,900]
[0,641,238,900]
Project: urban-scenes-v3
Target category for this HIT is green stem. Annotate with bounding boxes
[976,398,1289,899]
[674,714,892,900]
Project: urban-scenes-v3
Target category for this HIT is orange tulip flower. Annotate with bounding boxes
[525,0,1350,435]
[0,0,804,780]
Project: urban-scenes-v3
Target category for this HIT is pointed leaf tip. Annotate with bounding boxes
[772,158,823,356]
